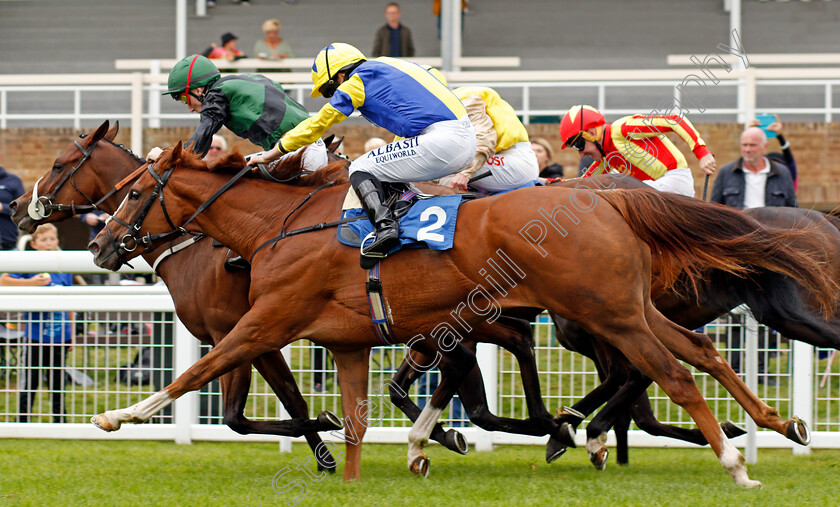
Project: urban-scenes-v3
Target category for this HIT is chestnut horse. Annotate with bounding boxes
[10,121,344,475]
[88,144,835,487]
[12,121,581,479]
[539,174,840,466]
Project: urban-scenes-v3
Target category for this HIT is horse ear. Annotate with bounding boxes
[89,120,110,145]
[172,141,183,160]
[105,121,119,141]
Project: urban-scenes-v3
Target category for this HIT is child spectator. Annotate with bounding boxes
[1,224,75,423]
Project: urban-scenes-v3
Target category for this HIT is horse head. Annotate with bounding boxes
[90,141,199,271]
[11,120,141,233]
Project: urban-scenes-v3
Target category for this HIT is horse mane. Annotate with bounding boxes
[199,146,349,186]
[79,132,146,165]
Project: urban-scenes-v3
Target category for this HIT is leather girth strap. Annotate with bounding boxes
[366,261,395,345]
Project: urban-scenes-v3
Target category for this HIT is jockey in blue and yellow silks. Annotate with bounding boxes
[249,42,477,258]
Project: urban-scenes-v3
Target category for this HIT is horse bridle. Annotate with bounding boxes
[102,160,253,268]
[27,136,134,220]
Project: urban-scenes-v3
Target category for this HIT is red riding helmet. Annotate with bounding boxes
[560,105,605,148]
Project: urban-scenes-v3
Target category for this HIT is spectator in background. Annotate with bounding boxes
[204,134,228,164]
[203,32,246,62]
[531,137,564,179]
[711,127,796,385]
[748,114,798,192]
[711,127,796,209]
[254,19,296,60]
[0,153,25,251]
[373,3,415,57]
[1,224,74,423]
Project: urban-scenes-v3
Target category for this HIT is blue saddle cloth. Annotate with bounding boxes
[337,194,465,252]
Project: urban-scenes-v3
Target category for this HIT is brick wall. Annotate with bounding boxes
[2,122,839,209]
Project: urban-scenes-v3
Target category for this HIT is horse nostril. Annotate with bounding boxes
[9,201,17,213]
[88,242,100,256]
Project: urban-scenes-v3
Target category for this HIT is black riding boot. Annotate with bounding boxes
[350,171,400,258]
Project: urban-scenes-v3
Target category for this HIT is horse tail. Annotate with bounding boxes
[597,189,838,317]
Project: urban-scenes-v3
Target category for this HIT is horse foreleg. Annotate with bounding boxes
[388,349,467,454]
[91,307,291,431]
[652,314,809,445]
[332,348,370,482]
[406,341,476,477]
[252,351,343,472]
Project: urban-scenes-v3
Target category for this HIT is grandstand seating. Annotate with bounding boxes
[1,0,839,74]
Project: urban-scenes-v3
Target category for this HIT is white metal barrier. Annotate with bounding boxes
[3,66,840,155]
[0,252,838,453]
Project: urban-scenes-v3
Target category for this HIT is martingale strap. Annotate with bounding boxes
[366,262,395,345]
[151,234,205,272]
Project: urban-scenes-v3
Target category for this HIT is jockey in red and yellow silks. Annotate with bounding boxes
[559,105,716,197]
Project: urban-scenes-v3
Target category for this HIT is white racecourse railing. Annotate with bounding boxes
[3,65,840,155]
[0,251,839,458]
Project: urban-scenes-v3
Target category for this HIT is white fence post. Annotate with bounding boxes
[791,339,814,456]
[278,346,293,454]
[743,310,758,464]
[173,316,198,444]
[474,343,497,451]
[130,72,144,156]
[148,60,161,128]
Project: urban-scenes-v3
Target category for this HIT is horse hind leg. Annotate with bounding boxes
[651,311,809,445]
[585,307,760,487]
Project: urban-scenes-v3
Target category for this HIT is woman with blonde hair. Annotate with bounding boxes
[531,137,564,179]
[254,19,296,60]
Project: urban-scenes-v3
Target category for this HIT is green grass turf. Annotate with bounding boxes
[2,440,839,506]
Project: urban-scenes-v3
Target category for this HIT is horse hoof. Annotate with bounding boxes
[443,429,469,455]
[785,416,811,446]
[721,420,747,439]
[589,446,609,471]
[91,413,119,432]
[318,410,344,430]
[545,439,567,464]
[553,422,577,448]
[409,456,430,478]
[317,462,337,474]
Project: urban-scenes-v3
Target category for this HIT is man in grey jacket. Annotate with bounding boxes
[710,126,795,384]
[710,127,796,209]
[372,3,415,57]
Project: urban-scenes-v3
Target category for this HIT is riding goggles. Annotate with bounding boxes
[173,90,202,103]
[565,133,587,152]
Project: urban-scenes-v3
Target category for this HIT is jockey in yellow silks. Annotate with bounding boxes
[440,86,539,193]
[249,43,476,257]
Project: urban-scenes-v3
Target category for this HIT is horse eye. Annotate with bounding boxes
[52,163,62,172]
[129,190,141,200]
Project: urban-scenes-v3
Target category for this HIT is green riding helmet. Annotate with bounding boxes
[163,54,221,99]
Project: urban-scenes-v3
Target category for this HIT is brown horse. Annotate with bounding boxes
[11,121,579,479]
[538,174,840,466]
[88,143,835,487]
[9,121,344,474]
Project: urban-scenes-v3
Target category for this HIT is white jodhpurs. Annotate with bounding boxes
[643,167,695,197]
[349,117,477,183]
[461,141,539,193]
